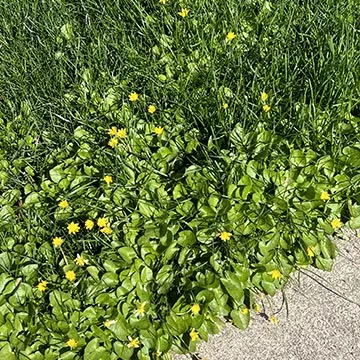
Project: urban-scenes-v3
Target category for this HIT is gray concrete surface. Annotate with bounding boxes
[175,231,360,360]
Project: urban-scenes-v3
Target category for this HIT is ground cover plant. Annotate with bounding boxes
[1,0,360,359]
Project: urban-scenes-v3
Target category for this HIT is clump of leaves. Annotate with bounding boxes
[1,93,360,359]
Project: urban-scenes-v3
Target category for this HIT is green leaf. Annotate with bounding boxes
[315,257,334,271]
[23,192,40,207]
[49,164,64,183]
[101,272,119,287]
[86,266,100,281]
[74,126,90,140]
[118,247,137,264]
[0,343,16,360]
[261,280,276,296]
[103,260,119,273]
[290,149,306,167]
[60,23,74,41]
[178,230,196,247]
[173,183,187,200]
[230,309,250,330]
[156,335,172,352]
[220,274,244,302]
[139,201,156,218]
[84,338,109,360]
[113,342,134,360]
[343,146,360,167]
[349,216,360,229]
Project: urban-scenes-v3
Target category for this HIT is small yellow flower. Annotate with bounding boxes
[270,269,283,280]
[241,307,249,315]
[100,226,112,235]
[159,0,168,3]
[85,219,94,230]
[320,191,330,201]
[178,8,189,17]
[222,103,229,109]
[104,319,116,327]
[65,270,76,282]
[116,128,127,139]
[191,303,201,315]
[135,302,147,316]
[97,217,108,228]
[52,236,63,247]
[108,137,118,148]
[108,126,118,136]
[189,328,199,341]
[261,92,269,102]
[263,104,271,112]
[127,336,140,348]
[129,92,139,102]
[74,254,88,267]
[254,303,262,313]
[269,316,278,325]
[67,222,80,235]
[104,175,113,185]
[58,200,69,209]
[331,218,342,229]
[37,280,47,292]
[66,338,78,349]
[307,246,315,257]
[226,32,236,41]
[154,126,164,136]
[219,231,232,241]
[148,105,156,114]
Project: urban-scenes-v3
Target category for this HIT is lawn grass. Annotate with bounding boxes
[0,0,360,359]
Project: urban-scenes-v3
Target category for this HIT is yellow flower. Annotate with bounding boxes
[37,280,47,292]
[222,103,229,109]
[254,303,262,313]
[148,105,156,114]
[116,128,127,139]
[127,336,140,348]
[261,92,269,102]
[159,0,168,3]
[135,302,147,316]
[108,126,118,136]
[269,316,278,325]
[241,307,249,315]
[226,32,236,41]
[75,254,88,267]
[178,8,189,17]
[263,104,271,112]
[66,338,78,349]
[100,226,112,235]
[129,92,139,102]
[52,236,63,247]
[97,217,108,228]
[191,303,200,315]
[85,219,94,230]
[331,218,342,229]
[219,231,232,241]
[154,126,164,136]
[58,200,69,209]
[108,137,118,148]
[189,328,199,341]
[270,269,282,280]
[67,222,80,235]
[307,246,315,257]
[320,191,330,201]
[104,319,116,327]
[65,270,76,282]
[104,175,113,185]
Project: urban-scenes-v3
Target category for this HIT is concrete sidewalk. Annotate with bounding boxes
[175,232,360,360]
